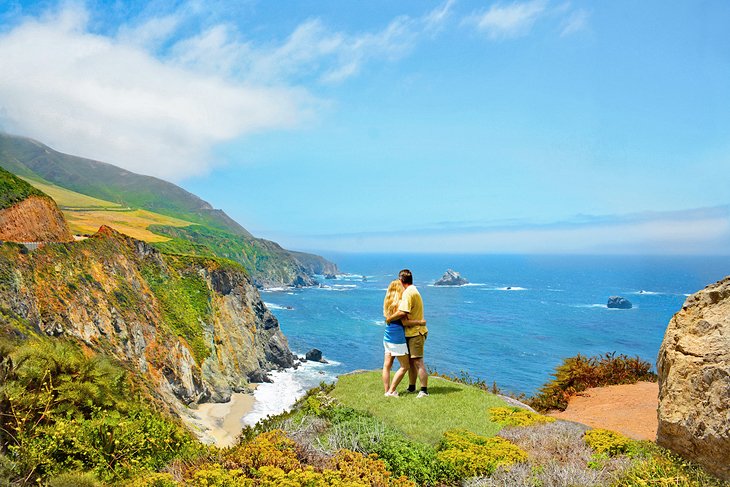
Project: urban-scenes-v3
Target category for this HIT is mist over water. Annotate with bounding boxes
[260,254,729,401]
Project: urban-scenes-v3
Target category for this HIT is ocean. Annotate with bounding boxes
[243,254,729,425]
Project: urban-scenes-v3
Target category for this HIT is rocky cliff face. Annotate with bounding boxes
[0,226,296,410]
[657,276,730,481]
[0,195,73,243]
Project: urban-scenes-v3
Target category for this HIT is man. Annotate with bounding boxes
[386,269,428,397]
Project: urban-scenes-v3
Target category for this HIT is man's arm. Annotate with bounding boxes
[386,310,426,327]
[386,310,407,324]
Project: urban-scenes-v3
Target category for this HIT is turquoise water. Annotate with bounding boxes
[261,254,729,396]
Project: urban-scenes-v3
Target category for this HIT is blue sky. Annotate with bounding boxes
[0,1,728,254]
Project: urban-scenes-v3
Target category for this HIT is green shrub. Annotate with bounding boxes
[47,471,102,487]
[583,428,632,456]
[437,429,527,478]
[488,407,556,427]
[614,442,730,487]
[530,353,657,411]
[0,167,46,210]
[0,339,200,484]
[322,405,452,485]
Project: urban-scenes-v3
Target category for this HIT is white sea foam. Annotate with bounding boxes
[315,285,355,292]
[371,319,385,327]
[263,302,293,311]
[261,287,290,293]
[629,290,662,295]
[243,360,338,426]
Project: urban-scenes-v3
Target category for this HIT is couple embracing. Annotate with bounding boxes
[382,269,429,398]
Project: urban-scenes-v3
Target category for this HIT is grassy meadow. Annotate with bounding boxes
[18,176,193,241]
[332,371,508,444]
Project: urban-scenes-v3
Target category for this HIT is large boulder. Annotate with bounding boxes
[657,277,730,481]
[607,296,632,309]
[305,348,328,363]
[434,269,468,286]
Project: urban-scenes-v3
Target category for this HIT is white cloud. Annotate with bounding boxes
[0,2,453,180]
[468,0,548,39]
[169,3,452,85]
[0,5,311,180]
[561,8,589,36]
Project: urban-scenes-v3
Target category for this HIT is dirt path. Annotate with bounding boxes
[548,381,659,441]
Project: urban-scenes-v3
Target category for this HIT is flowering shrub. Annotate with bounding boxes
[437,429,527,478]
[223,430,301,474]
[583,429,632,456]
[488,407,556,427]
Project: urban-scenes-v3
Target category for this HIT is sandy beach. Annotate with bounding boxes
[191,392,256,448]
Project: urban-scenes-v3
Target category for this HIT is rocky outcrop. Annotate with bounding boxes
[434,269,468,286]
[0,195,73,243]
[0,226,296,410]
[304,348,327,363]
[607,296,632,309]
[657,277,730,481]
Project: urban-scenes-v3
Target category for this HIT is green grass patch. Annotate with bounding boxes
[331,371,509,444]
[0,166,46,210]
[140,256,213,364]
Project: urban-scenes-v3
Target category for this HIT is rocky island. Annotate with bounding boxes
[434,269,469,286]
[607,296,633,309]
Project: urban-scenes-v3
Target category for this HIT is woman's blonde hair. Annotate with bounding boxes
[383,279,404,318]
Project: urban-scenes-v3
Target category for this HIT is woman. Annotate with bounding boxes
[382,279,425,397]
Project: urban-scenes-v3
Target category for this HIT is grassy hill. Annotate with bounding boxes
[0,133,250,236]
[0,166,46,210]
[0,133,337,286]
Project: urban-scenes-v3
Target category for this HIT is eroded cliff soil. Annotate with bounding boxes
[0,195,73,242]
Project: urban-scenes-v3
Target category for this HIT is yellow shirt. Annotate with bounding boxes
[399,285,427,337]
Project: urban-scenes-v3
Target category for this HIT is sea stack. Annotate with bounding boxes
[434,269,468,286]
[607,296,632,309]
[657,276,730,480]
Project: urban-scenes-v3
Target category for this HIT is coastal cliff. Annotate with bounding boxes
[0,226,296,410]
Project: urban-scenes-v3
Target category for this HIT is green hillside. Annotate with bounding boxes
[0,133,250,236]
[0,166,47,210]
[0,133,337,286]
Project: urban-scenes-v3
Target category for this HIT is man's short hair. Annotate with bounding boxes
[399,269,413,285]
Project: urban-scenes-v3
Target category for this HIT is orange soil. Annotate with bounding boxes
[548,381,659,441]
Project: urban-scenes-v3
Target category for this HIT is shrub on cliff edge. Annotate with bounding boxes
[529,352,657,411]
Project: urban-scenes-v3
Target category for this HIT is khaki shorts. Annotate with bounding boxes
[406,332,427,359]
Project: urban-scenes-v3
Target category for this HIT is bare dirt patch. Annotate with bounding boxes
[548,381,658,441]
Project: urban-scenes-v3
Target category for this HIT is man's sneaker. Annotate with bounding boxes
[416,391,429,398]
[403,388,417,395]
